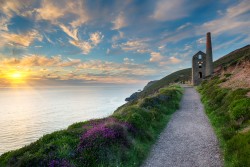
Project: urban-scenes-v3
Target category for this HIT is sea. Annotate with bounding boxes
[0,85,141,155]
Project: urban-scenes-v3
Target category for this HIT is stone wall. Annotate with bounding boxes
[192,51,206,85]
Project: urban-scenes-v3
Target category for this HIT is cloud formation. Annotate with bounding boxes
[149,52,181,66]
[120,39,150,53]
[68,32,103,54]
[112,12,127,30]
[151,0,189,21]
[0,55,81,67]
[0,30,42,47]
[90,32,104,46]
[36,0,89,27]
[199,0,250,36]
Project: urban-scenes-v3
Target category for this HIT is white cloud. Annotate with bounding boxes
[36,0,89,27]
[120,39,150,53]
[184,44,192,51]
[169,56,182,64]
[198,0,250,35]
[151,0,188,21]
[68,31,103,55]
[112,12,127,30]
[0,30,42,47]
[196,37,206,45]
[0,0,27,17]
[150,52,164,62]
[177,22,192,31]
[90,32,104,45]
[36,0,64,21]
[112,31,124,42]
[0,54,81,67]
[0,16,9,31]
[123,57,134,64]
[60,58,81,67]
[149,52,182,66]
[59,24,78,41]
[69,40,93,55]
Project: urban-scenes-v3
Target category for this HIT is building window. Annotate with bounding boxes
[198,55,202,59]
[199,64,202,68]
[199,72,202,78]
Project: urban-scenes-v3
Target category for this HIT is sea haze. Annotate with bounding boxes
[0,85,141,155]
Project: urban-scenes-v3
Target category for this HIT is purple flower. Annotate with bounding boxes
[48,159,71,167]
[77,117,135,151]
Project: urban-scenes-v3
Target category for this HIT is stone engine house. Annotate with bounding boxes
[192,32,213,85]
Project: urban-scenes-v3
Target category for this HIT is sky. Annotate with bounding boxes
[0,0,249,87]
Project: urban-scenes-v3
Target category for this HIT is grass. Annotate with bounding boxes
[0,85,183,167]
[134,45,250,100]
[198,77,250,167]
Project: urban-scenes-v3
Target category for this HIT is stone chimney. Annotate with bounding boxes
[205,32,213,76]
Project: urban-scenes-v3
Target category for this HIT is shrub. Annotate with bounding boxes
[229,98,250,121]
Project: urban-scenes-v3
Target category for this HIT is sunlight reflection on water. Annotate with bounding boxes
[0,85,140,155]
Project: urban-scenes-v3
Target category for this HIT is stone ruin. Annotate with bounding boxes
[192,32,213,85]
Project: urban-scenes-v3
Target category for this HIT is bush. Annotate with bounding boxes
[229,98,250,121]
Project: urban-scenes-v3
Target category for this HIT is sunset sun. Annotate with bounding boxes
[10,72,22,79]
[7,71,27,84]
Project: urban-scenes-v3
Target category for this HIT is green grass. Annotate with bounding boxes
[198,77,250,167]
[135,45,250,100]
[0,85,183,167]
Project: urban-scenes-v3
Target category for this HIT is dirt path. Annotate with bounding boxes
[142,86,222,167]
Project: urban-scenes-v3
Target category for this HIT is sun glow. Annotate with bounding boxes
[6,71,28,84]
[10,72,22,79]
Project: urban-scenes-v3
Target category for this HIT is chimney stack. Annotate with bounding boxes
[205,32,213,76]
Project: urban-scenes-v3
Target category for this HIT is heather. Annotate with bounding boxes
[198,76,250,167]
[0,85,183,167]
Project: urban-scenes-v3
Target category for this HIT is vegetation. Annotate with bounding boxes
[137,45,250,100]
[0,85,183,167]
[213,45,250,68]
[198,76,250,167]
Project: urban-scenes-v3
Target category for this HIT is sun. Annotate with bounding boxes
[10,72,22,79]
[6,71,28,84]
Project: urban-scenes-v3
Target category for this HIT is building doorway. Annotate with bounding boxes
[199,72,202,78]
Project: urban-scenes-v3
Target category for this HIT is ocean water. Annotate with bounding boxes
[0,85,141,155]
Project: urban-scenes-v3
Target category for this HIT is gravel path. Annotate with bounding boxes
[142,86,222,167]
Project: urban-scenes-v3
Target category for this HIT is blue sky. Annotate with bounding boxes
[0,0,249,86]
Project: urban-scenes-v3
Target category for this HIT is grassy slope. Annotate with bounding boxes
[198,77,250,166]
[198,51,250,166]
[138,45,250,99]
[0,85,183,167]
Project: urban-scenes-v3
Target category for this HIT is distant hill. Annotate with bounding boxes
[128,45,250,100]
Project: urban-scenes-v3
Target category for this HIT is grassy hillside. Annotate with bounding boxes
[137,45,250,99]
[197,47,250,166]
[198,75,250,166]
[0,85,183,167]
[214,45,250,68]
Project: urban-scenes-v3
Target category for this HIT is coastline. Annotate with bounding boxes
[0,85,183,166]
[0,85,142,156]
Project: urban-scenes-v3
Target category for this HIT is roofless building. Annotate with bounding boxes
[192,32,213,85]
